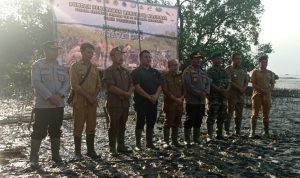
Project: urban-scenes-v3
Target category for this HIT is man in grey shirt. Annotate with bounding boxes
[183,51,210,145]
[30,41,69,168]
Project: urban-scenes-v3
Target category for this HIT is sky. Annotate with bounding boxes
[259,0,300,75]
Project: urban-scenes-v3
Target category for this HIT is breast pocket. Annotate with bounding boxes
[41,71,52,82]
[57,71,66,82]
[191,74,199,84]
[90,70,99,82]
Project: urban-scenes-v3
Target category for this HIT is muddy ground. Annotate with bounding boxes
[0,96,299,178]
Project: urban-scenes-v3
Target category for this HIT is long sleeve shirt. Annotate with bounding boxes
[31,58,69,108]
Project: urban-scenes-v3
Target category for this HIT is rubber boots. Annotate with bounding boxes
[163,128,171,149]
[234,118,242,136]
[50,138,62,163]
[74,136,83,160]
[207,124,214,140]
[216,120,224,140]
[249,119,257,138]
[108,130,117,156]
[135,129,143,150]
[146,129,158,149]
[86,134,98,159]
[171,128,183,147]
[224,120,231,137]
[263,121,270,137]
[30,139,42,168]
[184,128,191,146]
[117,131,132,153]
[193,128,201,144]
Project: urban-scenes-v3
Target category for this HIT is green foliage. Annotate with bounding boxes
[0,0,273,97]
[177,0,273,71]
[0,0,53,97]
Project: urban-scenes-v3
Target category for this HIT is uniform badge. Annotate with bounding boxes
[58,74,65,82]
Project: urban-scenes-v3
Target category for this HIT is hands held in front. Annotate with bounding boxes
[48,94,61,107]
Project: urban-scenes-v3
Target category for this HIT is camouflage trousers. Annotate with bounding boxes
[206,100,229,135]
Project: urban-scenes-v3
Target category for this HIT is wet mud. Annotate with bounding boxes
[0,96,299,177]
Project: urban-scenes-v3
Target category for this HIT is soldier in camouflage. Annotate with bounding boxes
[206,52,231,140]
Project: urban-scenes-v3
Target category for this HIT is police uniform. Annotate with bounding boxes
[183,65,210,144]
[207,64,231,139]
[103,62,132,154]
[250,68,275,136]
[226,65,248,135]
[30,41,69,166]
[162,71,184,146]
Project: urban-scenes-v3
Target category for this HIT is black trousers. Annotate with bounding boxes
[31,107,64,140]
[135,100,158,130]
[184,104,205,129]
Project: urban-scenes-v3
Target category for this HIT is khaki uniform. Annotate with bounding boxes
[103,64,132,153]
[250,69,275,123]
[162,72,184,128]
[103,64,132,134]
[226,65,248,134]
[70,60,101,137]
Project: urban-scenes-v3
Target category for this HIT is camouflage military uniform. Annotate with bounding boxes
[207,66,231,139]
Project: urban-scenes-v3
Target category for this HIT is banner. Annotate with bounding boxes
[53,0,178,70]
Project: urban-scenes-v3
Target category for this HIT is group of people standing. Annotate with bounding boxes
[29,41,275,168]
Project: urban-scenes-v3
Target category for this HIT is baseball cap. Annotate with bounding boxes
[110,45,126,56]
[190,51,202,59]
[42,41,62,49]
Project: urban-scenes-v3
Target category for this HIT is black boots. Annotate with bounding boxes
[86,134,98,159]
[216,120,224,140]
[117,131,132,154]
[74,136,83,160]
[50,138,62,163]
[135,129,143,150]
[171,128,183,147]
[146,129,158,149]
[193,128,201,144]
[234,118,242,136]
[30,139,42,168]
[263,121,270,137]
[163,128,171,149]
[249,120,257,138]
[184,128,191,146]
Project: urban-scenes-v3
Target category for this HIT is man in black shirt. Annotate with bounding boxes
[131,50,162,150]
